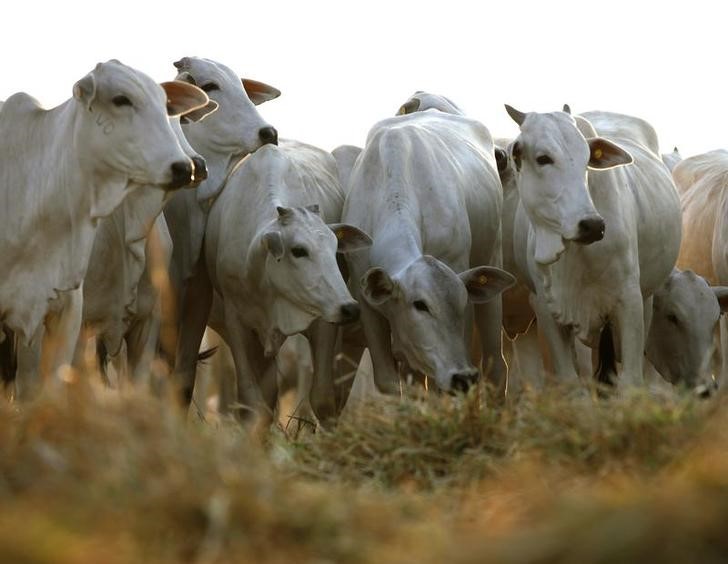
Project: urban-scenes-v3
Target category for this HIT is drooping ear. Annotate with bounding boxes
[305,204,321,215]
[73,73,96,110]
[328,223,373,254]
[713,287,728,313]
[361,267,396,306]
[397,98,420,116]
[179,100,218,124]
[505,104,526,126]
[262,230,284,260]
[460,266,516,304]
[161,81,209,117]
[495,147,508,174]
[562,103,572,114]
[242,78,281,105]
[587,137,633,170]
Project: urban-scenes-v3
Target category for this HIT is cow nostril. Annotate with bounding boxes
[259,126,278,146]
[169,161,193,189]
[339,303,360,324]
[451,370,479,393]
[192,156,207,182]
[576,216,605,244]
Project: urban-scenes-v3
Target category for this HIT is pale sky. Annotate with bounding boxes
[3,0,726,157]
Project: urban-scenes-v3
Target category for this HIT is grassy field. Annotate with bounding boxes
[1,378,727,564]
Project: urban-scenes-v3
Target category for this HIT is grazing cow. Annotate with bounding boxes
[78,111,215,384]
[175,140,372,424]
[342,109,515,394]
[674,150,728,384]
[163,57,280,376]
[507,106,681,387]
[0,61,208,399]
[662,147,682,172]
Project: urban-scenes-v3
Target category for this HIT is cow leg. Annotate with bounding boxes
[125,315,159,387]
[474,298,507,396]
[15,326,44,401]
[173,258,213,406]
[306,320,339,424]
[40,287,83,382]
[222,312,271,426]
[613,289,646,388]
[530,293,579,383]
[719,316,728,389]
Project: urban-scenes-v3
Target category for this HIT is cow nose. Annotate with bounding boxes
[169,160,194,189]
[192,156,207,182]
[575,216,605,244]
[338,302,360,324]
[259,126,278,146]
[450,369,480,393]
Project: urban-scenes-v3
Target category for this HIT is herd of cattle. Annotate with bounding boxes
[1,57,727,425]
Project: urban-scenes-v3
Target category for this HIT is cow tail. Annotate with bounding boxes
[594,321,616,387]
[96,339,112,386]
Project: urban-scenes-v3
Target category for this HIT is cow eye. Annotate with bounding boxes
[291,246,309,258]
[112,95,132,107]
[536,155,553,166]
[413,300,429,313]
[667,313,679,325]
[201,83,220,93]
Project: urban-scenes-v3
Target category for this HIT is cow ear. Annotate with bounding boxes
[329,224,373,254]
[713,287,728,313]
[587,138,633,170]
[242,78,281,105]
[180,100,219,124]
[73,73,96,110]
[262,231,284,260]
[161,81,209,117]
[397,98,420,116]
[511,141,522,172]
[460,266,516,304]
[361,268,396,306]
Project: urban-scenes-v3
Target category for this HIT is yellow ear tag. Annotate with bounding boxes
[478,274,488,286]
[593,148,603,160]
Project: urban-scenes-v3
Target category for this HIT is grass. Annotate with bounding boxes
[1,378,727,563]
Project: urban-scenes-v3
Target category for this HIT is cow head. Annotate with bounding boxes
[396,91,464,116]
[504,105,633,265]
[361,256,515,392]
[261,205,372,335]
[71,60,209,216]
[647,269,728,394]
[173,57,280,201]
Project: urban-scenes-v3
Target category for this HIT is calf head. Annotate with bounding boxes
[504,105,633,265]
[396,91,464,116]
[72,60,209,213]
[361,255,515,391]
[173,57,280,200]
[261,205,372,335]
[647,269,728,393]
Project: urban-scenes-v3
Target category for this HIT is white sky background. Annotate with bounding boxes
[2,0,726,157]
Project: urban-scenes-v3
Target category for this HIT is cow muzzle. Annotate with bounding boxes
[168,160,194,190]
[573,215,605,244]
[449,368,480,393]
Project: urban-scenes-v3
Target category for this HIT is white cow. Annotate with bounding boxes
[176,140,372,424]
[674,150,728,384]
[342,110,515,394]
[662,147,682,172]
[78,112,215,384]
[0,61,208,399]
[507,106,681,387]
[163,57,280,378]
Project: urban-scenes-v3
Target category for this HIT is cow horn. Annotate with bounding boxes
[505,104,526,126]
[563,104,571,114]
